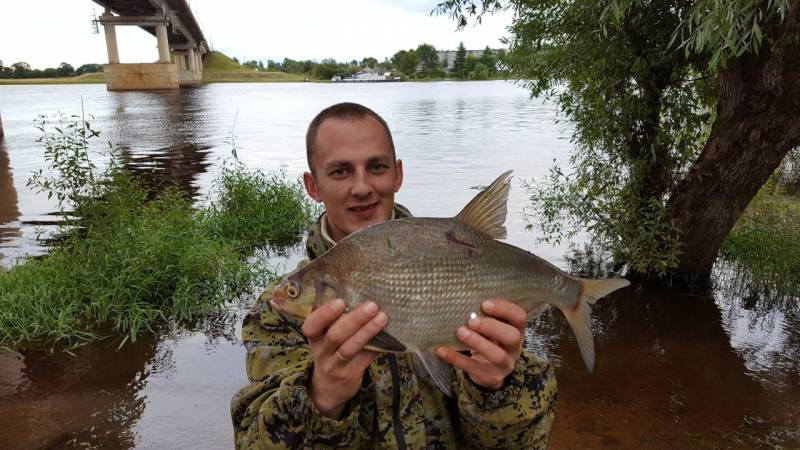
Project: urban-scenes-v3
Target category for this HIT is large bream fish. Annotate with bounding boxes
[271,171,629,395]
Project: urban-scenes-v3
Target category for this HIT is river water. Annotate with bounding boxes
[0,82,797,449]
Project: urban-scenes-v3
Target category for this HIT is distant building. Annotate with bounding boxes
[436,48,503,71]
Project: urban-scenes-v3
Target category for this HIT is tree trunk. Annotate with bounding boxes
[667,4,800,282]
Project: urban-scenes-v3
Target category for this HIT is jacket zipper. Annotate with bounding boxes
[387,355,407,450]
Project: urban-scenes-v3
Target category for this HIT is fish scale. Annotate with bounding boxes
[338,218,573,352]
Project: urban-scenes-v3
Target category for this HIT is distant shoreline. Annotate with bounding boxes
[0,72,510,86]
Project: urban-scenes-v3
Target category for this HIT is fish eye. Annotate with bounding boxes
[286,282,300,299]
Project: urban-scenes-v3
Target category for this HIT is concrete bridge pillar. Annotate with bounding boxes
[102,10,120,64]
[187,47,196,72]
[156,24,171,63]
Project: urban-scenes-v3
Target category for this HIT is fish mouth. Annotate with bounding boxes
[348,201,379,218]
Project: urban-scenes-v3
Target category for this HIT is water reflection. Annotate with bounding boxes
[0,337,158,449]
[119,142,212,201]
[108,89,212,200]
[0,138,21,260]
[522,247,800,449]
[529,283,799,449]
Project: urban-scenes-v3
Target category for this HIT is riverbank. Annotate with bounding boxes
[0,72,510,85]
[721,181,800,298]
[0,73,105,85]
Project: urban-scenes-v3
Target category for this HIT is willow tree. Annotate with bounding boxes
[436,0,800,283]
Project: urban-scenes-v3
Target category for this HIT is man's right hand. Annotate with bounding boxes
[302,299,388,419]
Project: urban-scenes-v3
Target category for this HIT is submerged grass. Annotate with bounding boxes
[204,160,319,247]
[0,115,315,350]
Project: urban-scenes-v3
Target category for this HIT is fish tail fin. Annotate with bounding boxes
[558,277,630,373]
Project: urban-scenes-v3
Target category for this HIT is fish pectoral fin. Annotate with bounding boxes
[455,170,513,240]
[411,351,453,397]
[364,330,407,353]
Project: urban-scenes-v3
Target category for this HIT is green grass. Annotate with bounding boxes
[0,144,315,350]
[720,180,800,297]
[0,73,105,85]
[203,50,244,71]
[203,71,307,83]
[204,161,320,246]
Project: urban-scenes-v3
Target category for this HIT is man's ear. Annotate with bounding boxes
[393,159,404,193]
[303,172,323,202]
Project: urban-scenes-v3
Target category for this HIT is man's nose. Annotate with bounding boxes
[351,171,372,198]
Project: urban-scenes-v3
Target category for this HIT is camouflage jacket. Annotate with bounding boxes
[231,205,557,449]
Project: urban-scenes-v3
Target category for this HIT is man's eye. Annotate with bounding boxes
[370,163,389,172]
[329,168,347,177]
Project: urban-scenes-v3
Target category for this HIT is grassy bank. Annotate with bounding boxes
[0,116,316,350]
[0,73,105,85]
[202,50,307,82]
[203,71,308,83]
[720,178,800,298]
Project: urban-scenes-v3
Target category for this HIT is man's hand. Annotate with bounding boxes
[435,299,527,391]
[302,299,388,419]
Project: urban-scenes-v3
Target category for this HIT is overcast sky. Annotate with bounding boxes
[0,0,513,69]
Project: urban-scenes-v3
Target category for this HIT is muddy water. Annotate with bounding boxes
[0,82,798,449]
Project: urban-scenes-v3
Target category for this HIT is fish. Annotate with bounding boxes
[271,170,630,395]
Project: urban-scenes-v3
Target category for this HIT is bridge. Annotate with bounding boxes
[92,0,208,90]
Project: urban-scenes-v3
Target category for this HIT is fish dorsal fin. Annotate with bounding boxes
[455,170,513,239]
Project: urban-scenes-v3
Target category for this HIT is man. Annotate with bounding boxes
[231,102,557,449]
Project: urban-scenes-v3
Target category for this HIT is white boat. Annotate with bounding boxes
[332,69,401,83]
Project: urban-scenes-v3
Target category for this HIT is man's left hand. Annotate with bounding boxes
[435,299,527,391]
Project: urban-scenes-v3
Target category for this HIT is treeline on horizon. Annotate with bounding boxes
[236,42,506,80]
[0,60,103,79]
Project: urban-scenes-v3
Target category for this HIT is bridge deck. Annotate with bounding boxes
[93,0,205,47]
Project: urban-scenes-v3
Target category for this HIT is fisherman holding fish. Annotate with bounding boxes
[231,102,628,449]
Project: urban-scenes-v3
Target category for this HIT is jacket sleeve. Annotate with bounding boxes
[452,350,557,450]
[230,280,372,449]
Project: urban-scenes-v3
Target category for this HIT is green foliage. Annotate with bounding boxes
[27,113,107,224]
[602,0,792,67]
[468,62,490,80]
[721,178,800,294]
[75,63,103,76]
[241,60,263,70]
[56,62,75,77]
[437,0,782,277]
[360,56,378,68]
[463,55,480,75]
[204,156,319,248]
[415,43,440,76]
[0,116,316,350]
[479,46,497,74]
[392,49,419,76]
[453,42,467,77]
[0,60,92,79]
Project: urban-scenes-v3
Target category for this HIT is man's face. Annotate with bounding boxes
[303,115,403,242]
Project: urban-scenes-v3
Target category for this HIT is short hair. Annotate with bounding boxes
[305,102,396,172]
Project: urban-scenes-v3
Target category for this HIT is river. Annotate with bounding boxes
[0,81,797,449]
